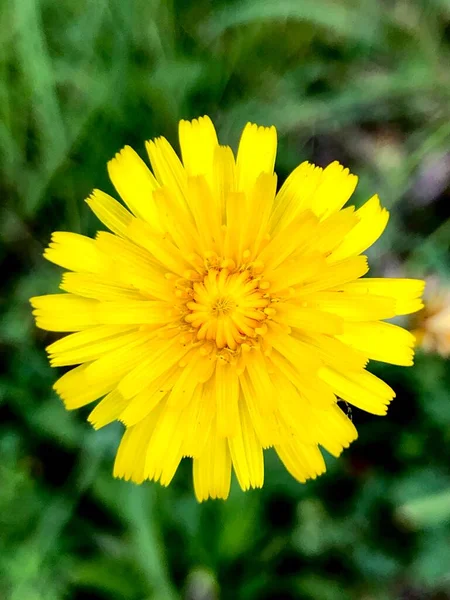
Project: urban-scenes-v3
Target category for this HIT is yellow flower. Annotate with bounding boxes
[412,277,450,357]
[31,116,424,501]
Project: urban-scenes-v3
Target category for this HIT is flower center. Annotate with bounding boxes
[183,266,270,350]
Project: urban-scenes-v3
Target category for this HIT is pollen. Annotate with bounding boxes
[183,261,271,350]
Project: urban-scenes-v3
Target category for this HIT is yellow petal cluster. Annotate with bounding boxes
[31,116,424,501]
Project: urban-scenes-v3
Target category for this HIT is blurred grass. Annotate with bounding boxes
[1,0,450,599]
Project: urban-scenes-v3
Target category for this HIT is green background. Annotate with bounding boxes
[1,0,450,598]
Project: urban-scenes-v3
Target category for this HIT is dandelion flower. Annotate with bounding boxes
[31,117,424,500]
[412,276,450,357]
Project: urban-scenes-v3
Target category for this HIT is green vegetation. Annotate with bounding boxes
[1,0,450,598]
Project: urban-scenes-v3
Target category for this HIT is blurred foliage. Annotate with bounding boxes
[1,0,450,598]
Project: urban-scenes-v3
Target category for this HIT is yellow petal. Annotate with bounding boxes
[269,350,336,408]
[330,195,389,261]
[308,161,358,219]
[295,331,368,372]
[107,146,160,226]
[47,326,140,367]
[186,175,222,255]
[117,337,189,400]
[178,116,218,187]
[215,362,240,436]
[182,381,215,458]
[43,232,109,274]
[246,172,277,258]
[212,145,236,223]
[95,300,174,326]
[339,278,425,316]
[308,291,396,321]
[119,366,178,427]
[315,403,358,456]
[53,363,117,409]
[236,123,277,193]
[86,189,133,237]
[94,232,173,302]
[320,367,395,416]
[337,321,415,366]
[113,406,162,484]
[126,217,189,276]
[239,370,279,448]
[146,136,187,208]
[144,401,186,486]
[60,272,143,302]
[88,389,129,429]
[270,162,323,234]
[84,332,155,389]
[275,439,326,482]
[228,400,264,491]
[30,294,98,331]
[292,256,368,296]
[193,424,232,501]
[275,305,344,335]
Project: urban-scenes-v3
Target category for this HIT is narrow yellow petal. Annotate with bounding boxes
[246,172,277,258]
[43,232,109,274]
[307,291,397,321]
[270,162,323,234]
[308,161,358,219]
[274,305,344,335]
[239,371,279,448]
[94,232,173,301]
[60,272,143,302]
[212,145,236,223]
[84,332,155,389]
[275,439,326,483]
[340,278,425,316]
[315,403,358,456]
[193,424,232,501]
[216,362,240,436]
[269,350,336,408]
[236,123,277,193]
[117,337,189,400]
[119,366,178,427]
[267,253,327,293]
[295,331,368,372]
[107,146,160,226]
[144,401,185,486]
[330,195,389,261]
[86,189,133,237]
[47,326,140,366]
[53,363,117,409]
[182,381,215,458]
[146,136,187,207]
[296,207,359,256]
[95,300,175,326]
[88,389,129,429]
[337,321,415,366]
[186,175,222,255]
[178,116,219,187]
[228,400,264,491]
[166,353,215,409]
[126,217,189,276]
[271,372,320,444]
[30,294,98,331]
[259,210,319,271]
[320,367,395,416]
[292,256,368,296]
[113,406,162,484]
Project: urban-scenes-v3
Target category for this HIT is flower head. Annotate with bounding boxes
[31,116,424,500]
